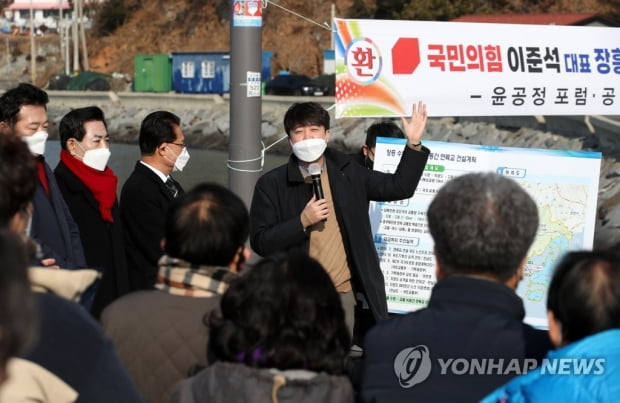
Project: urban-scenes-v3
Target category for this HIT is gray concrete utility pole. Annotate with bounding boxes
[228,0,264,211]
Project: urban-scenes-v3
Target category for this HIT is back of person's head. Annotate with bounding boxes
[427,172,538,281]
[0,229,35,381]
[0,83,48,128]
[547,250,620,345]
[138,110,180,155]
[58,106,107,150]
[164,183,249,267]
[0,134,36,228]
[283,102,330,136]
[365,120,405,148]
[209,251,350,374]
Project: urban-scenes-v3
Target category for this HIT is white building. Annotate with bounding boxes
[6,0,71,31]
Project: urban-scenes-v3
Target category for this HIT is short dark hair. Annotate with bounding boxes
[427,172,539,281]
[58,106,108,150]
[548,250,620,344]
[0,83,48,128]
[209,251,350,374]
[164,183,249,266]
[283,102,330,136]
[0,229,35,370]
[0,134,37,227]
[138,111,180,155]
[365,120,405,148]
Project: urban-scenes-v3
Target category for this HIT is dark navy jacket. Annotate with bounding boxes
[30,157,86,269]
[361,276,553,403]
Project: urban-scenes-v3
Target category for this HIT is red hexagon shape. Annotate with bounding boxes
[392,38,420,75]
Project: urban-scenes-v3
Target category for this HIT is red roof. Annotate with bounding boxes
[452,13,613,26]
[8,2,70,10]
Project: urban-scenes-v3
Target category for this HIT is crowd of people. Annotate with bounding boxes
[0,82,618,403]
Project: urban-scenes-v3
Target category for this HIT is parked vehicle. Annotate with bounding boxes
[264,74,327,96]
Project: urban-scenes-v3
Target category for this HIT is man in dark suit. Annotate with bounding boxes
[361,173,553,403]
[120,111,189,291]
[0,83,86,270]
[250,101,429,342]
[54,106,129,317]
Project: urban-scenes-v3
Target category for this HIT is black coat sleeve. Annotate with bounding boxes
[249,174,309,257]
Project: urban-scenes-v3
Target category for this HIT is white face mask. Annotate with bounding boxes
[76,142,111,171]
[173,147,190,172]
[291,138,327,162]
[22,130,48,156]
[83,148,111,171]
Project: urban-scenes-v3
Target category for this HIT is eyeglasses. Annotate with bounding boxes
[167,142,186,149]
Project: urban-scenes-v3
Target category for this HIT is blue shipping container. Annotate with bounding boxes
[172,52,230,94]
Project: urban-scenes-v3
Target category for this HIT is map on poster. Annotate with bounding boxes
[371,138,601,328]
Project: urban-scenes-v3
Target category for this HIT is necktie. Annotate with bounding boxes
[165,178,179,198]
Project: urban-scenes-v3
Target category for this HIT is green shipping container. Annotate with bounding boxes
[134,54,172,92]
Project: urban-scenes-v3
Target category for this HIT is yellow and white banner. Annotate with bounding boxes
[335,18,619,117]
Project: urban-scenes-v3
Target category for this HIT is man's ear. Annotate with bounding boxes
[325,129,331,143]
[0,120,10,135]
[157,143,167,156]
[504,257,526,290]
[547,310,563,348]
[433,247,446,280]
[230,246,251,272]
[362,144,370,157]
[66,138,78,155]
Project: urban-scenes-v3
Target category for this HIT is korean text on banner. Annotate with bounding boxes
[370,138,601,328]
[335,18,619,117]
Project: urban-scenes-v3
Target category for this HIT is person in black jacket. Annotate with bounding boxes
[120,111,189,291]
[351,120,406,169]
[361,172,554,403]
[250,101,429,343]
[55,106,129,318]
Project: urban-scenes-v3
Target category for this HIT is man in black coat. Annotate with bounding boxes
[361,172,554,403]
[54,106,129,317]
[250,101,429,342]
[120,111,188,291]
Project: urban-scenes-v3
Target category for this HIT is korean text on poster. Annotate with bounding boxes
[335,18,619,117]
[371,138,601,328]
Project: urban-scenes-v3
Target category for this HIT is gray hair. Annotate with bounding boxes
[427,172,539,281]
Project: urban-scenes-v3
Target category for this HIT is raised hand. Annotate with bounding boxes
[401,101,428,147]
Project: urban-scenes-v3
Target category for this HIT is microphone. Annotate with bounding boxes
[308,163,324,200]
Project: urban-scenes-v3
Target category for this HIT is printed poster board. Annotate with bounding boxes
[371,138,601,328]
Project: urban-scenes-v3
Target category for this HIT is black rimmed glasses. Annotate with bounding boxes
[167,142,186,149]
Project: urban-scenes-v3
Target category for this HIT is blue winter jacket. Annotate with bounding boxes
[482,328,620,402]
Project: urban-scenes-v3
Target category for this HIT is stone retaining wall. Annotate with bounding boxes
[45,94,620,250]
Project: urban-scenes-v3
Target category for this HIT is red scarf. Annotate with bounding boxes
[60,149,118,223]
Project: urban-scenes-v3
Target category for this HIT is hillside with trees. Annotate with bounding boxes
[1,0,617,84]
[84,0,618,79]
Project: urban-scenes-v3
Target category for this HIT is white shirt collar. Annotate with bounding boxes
[140,160,169,183]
